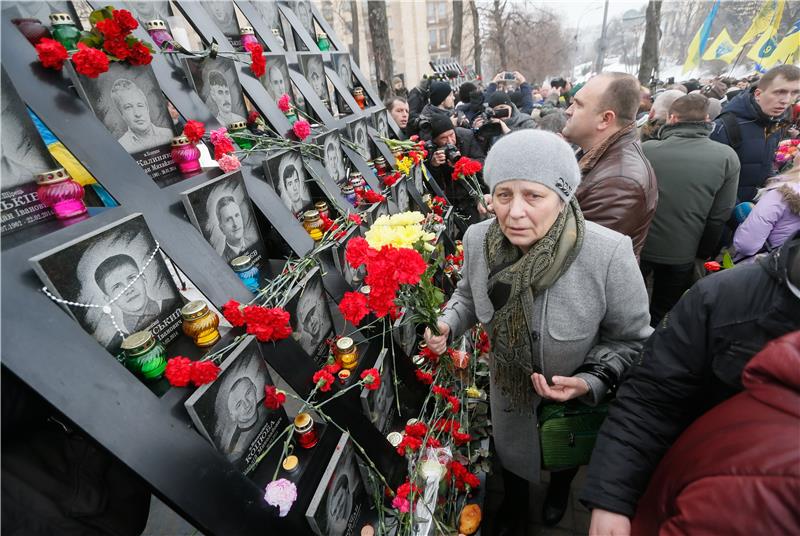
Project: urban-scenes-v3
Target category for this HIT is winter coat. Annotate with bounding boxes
[579,236,800,518]
[630,331,800,536]
[478,102,538,151]
[710,88,790,202]
[484,82,534,115]
[440,219,652,482]
[641,122,740,264]
[576,128,659,259]
[733,180,800,260]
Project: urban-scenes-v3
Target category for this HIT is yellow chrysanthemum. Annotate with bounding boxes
[396,156,413,175]
[389,211,425,227]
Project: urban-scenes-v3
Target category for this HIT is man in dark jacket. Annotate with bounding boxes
[711,64,800,202]
[631,331,800,535]
[581,233,800,535]
[426,115,486,225]
[413,81,461,140]
[563,72,658,259]
[472,91,537,150]
[641,94,740,324]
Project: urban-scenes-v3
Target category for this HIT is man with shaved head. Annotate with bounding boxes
[563,72,658,259]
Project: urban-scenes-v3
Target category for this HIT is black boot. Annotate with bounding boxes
[542,467,578,527]
[493,469,529,536]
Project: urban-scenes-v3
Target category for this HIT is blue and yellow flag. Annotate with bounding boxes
[738,0,781,45]
[747,0,785,62]
[683,0,721,73]
[759,19,800,68]
[702,28,742,63]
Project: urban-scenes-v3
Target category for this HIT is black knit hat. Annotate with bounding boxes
[488,91,512,108]
[430,115,454,138]
[429,81,453,106]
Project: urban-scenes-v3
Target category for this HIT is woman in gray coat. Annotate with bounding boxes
[424,130,652,531]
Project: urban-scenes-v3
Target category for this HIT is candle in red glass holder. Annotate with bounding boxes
[353,87,367,110]
[36,168,87,220]
[240,26,259,50]
[294,412,318,449]
[171,135,201,175]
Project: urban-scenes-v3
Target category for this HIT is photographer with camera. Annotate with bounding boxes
[484,71,534,114]
[426,115,486,225]
[473,91,537,150]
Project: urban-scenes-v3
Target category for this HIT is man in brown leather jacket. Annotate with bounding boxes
[563,73,658,259]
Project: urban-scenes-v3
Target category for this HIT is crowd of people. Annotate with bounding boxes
[399,63,800,535]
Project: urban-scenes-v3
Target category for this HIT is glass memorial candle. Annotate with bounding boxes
[302,210,324,241]
[239,26,259,50]
[353,87,367,110]
[12,18,51,45]
[49,12,80,50]
[314,201,329,218]
[283,104,298,125]
[349,171,365,191]
[386,431,403,448]
[227,121,253,150]
[272,28,285,48]
[231,255,260,294]
[171,135,202,175]
[422,193,433,210]
[120,330,167,382]
[341,185,356,206]
[294,412,318,449]
[337,369,351,384]
[334,337,358,370]
[281,455,299,474]
[391,146,404,161]
[36,168,87,220]
[373,157,388,178]
[145,20,174,50]
[181,300,220,348]
[316,32,330,51]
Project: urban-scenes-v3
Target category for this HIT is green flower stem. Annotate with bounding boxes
[243,422,293,476]
[199,334,246,364]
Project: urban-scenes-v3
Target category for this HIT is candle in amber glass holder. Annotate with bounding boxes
[303,210,324,241]
[353,87,367,110]
[36,168,87,220]
[181,300,220,348]
[334,337,358,370]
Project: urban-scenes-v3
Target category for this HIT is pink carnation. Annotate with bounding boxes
[210,127,229,145]
[264,478,297,517]
[218,153,241,173]
[391,495,411,513]
[277,93,291,112]
[292,120,311,140]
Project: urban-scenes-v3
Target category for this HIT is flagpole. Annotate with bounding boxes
[727,44,748,77]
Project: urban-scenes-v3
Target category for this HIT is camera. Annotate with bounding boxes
[503,71,516,81]
[441,143,461,165]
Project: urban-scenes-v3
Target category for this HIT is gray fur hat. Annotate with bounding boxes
[483,129,581,202]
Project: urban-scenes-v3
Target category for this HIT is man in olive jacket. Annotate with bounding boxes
[640,94,740,325]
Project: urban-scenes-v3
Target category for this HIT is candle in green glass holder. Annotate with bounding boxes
[49,12,81,50]
[316,32,330,51]
[120,330,167,382]
[227,121,254,150]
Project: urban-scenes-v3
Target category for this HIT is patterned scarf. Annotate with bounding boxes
[578,121,637,175]
[484,197,585,412]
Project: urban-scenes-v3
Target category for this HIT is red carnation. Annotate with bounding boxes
[243,305,293,342]
[476,330,491,354]
[414,369,434,385]
[425,436,441,448]
[323,362,342,375]
[404,421,427,438]
[96,18,123,40]
[213,137,235,160]
[348,213,363,225]
[183,120,206,144]
[248,43,266,77]
[345,236,372,269]
[447,395,461,414]
[432,384,451,398]
[360,368,381,390]
[393,248,427,285]
[264,385,286,410]
[278,93,291,112]
[420,346,440,364]
[73,43,110,78]
[165,356,193,387]
[396,434,422,456]
[127,41,153,66]
[396,481,421,499]
[447,461,479,491]
[248,110,261,124]
[383,172,401,187]
[362,189,386,204]
[338,291,369,326]
[103,37,130,60]
[704,261,721,272]
[191,360,220,386]
[222,299,245,327]
[452,429,472,446]
[35,38,69,70]
[313,369,335,392]
[292,119,311,140]
[112,9,138,33]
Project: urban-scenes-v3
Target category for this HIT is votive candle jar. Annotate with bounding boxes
[316,32,330,51]
[284,105,298,125]
[228,121,253,150]
[181,300,220,348]
[353,87,367,110]
[303,210,324,241]
[342,185,357,206]
[231,255,260,294]
[314,201,329,219]
[120,330,167,382]
[240,26,259,50]
[36,168,87,220]
[294,412,319,449]
[272,28,285,49]
[49,12,80,50]
[334,337,359,370]
[349,171,365,191]
[373,157,388,177]
[171,135,202,175]
[145,20,174,50]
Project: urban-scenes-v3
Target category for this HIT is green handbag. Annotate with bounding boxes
[537,398,610,471]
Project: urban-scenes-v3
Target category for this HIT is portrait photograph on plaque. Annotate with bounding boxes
[315,131,347,187]
[185,336,286,472]
[345,118,370,162]
[334,226,367,288]
[29,214,183,354]
[263,150,313,217]
[180,171,267,266]
[299,54,331,112]
[392,176,412,214]
[200,1,242,48]
[247,0,284,50]
[393,310,417,358]
[185,56,248,128]
[1,71,59,234]
[285,268,333,362]
[288,0,316,51]
[331,53,353,91]
[69,62,182,187]
[262,54,295,102]
[306,432,366,536]
[359,349,395,435]
[371,109,389,139]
